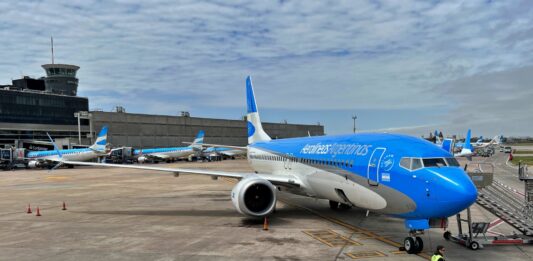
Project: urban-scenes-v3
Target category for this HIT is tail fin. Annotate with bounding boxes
[441,139,454,154]
[246,76,271,144]
[89,125,108,152]
[189,130,205,150]
[461,129,473,154]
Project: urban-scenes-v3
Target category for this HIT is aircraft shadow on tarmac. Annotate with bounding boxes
[78,204,322,224]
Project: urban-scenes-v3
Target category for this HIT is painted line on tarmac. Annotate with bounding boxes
[220,177,431,260]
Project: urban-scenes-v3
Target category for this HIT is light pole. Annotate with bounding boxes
[352,114,357,133]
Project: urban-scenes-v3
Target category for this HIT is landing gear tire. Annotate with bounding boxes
[415,237,423,252]
[443,231,451,240]
[404,237,416,254]
[404,237,423,254]
[329,201,339,210]
[469,241,480,250]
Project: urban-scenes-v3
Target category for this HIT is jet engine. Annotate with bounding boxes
[137,156,147,163]
[231,176,277,217]
[27,160,41,168]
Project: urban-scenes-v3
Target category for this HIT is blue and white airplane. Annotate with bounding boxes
[59,76,477,254]
[27,126,109,168]
[135,130,204,163]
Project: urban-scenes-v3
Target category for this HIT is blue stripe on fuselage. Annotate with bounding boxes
[27,148,92,158]
[133,147,190,155]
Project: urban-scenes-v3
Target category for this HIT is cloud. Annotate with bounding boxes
[0,0,532,135]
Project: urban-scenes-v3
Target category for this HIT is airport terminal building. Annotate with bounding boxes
[0,63,324,149]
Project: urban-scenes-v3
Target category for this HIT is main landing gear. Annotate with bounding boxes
[403,230,424,254]
[329,200,352,210]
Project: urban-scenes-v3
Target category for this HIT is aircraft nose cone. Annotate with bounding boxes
[441,169,478,215]
[453,179,478,208]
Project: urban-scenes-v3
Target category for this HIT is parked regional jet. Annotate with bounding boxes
[27,126,109,168]
[58,76,477,254]
[135,130,204,163]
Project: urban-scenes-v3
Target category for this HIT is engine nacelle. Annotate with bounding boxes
[137,156,147,163]
[27,160,41,168]
[231,176,277,217]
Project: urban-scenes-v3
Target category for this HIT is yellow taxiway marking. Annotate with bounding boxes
[389,250,407,255]
[345,250,387,259]
[303,229,362,247]
[45,176,69,181]
[220,177,430,260]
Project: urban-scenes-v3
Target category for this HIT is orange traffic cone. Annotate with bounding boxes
[26,204,32,214]
[263,216,269,231]
[36,207,41,217]
[62,202,67,211]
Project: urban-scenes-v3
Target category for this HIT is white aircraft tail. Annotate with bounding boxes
[460,129,473,155]
[246,76,271,145]
[188,130,205,151]
[89,126,108,152]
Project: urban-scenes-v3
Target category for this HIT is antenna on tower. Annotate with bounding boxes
[50,36,54,64]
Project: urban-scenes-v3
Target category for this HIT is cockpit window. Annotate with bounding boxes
[400,158,410,169]
[411,158,423,170]
[422,158,447,167]
[400,157,460,170]
[445,157,460,167]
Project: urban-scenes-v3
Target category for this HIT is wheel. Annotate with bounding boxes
[404,237,417,254]
[415,237,424,253]
[329,200,339,210]
[443,231,451,240]
[469,241,480,250]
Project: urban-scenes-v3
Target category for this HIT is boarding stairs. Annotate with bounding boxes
[476,178,533,236]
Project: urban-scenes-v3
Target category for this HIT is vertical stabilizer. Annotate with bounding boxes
[189,130,205,150]
[246,76,271,144]
[461,129,473,154]
[89,125,108,152]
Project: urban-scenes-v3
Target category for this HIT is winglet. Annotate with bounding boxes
[46,132,64,171]
[46,132,62,158]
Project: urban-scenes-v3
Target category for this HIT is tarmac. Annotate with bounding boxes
[0,154,531,260]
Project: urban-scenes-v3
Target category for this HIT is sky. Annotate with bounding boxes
[1,0,532,138]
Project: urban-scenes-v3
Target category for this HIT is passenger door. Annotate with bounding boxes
[367,147,386,186]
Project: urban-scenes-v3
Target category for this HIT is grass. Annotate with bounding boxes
[510,156,533,166]
[513,150,533,154]
[508,143,533,146]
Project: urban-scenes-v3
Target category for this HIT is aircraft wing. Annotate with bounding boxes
[141,154,171,160]
[60,160,301,187]
[182,142,247,150]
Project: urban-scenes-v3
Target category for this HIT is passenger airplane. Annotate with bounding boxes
[134,130,204,163]
[59,76,477,254]
[27,126,109,168]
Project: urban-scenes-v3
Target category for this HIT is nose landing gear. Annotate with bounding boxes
[403,230,424,254]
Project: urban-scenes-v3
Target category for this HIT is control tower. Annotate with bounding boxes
[41,64,80,96]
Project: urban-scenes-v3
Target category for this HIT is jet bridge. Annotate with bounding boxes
[445,163,533,250]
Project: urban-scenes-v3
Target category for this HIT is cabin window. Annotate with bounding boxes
[422,158,447,168]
